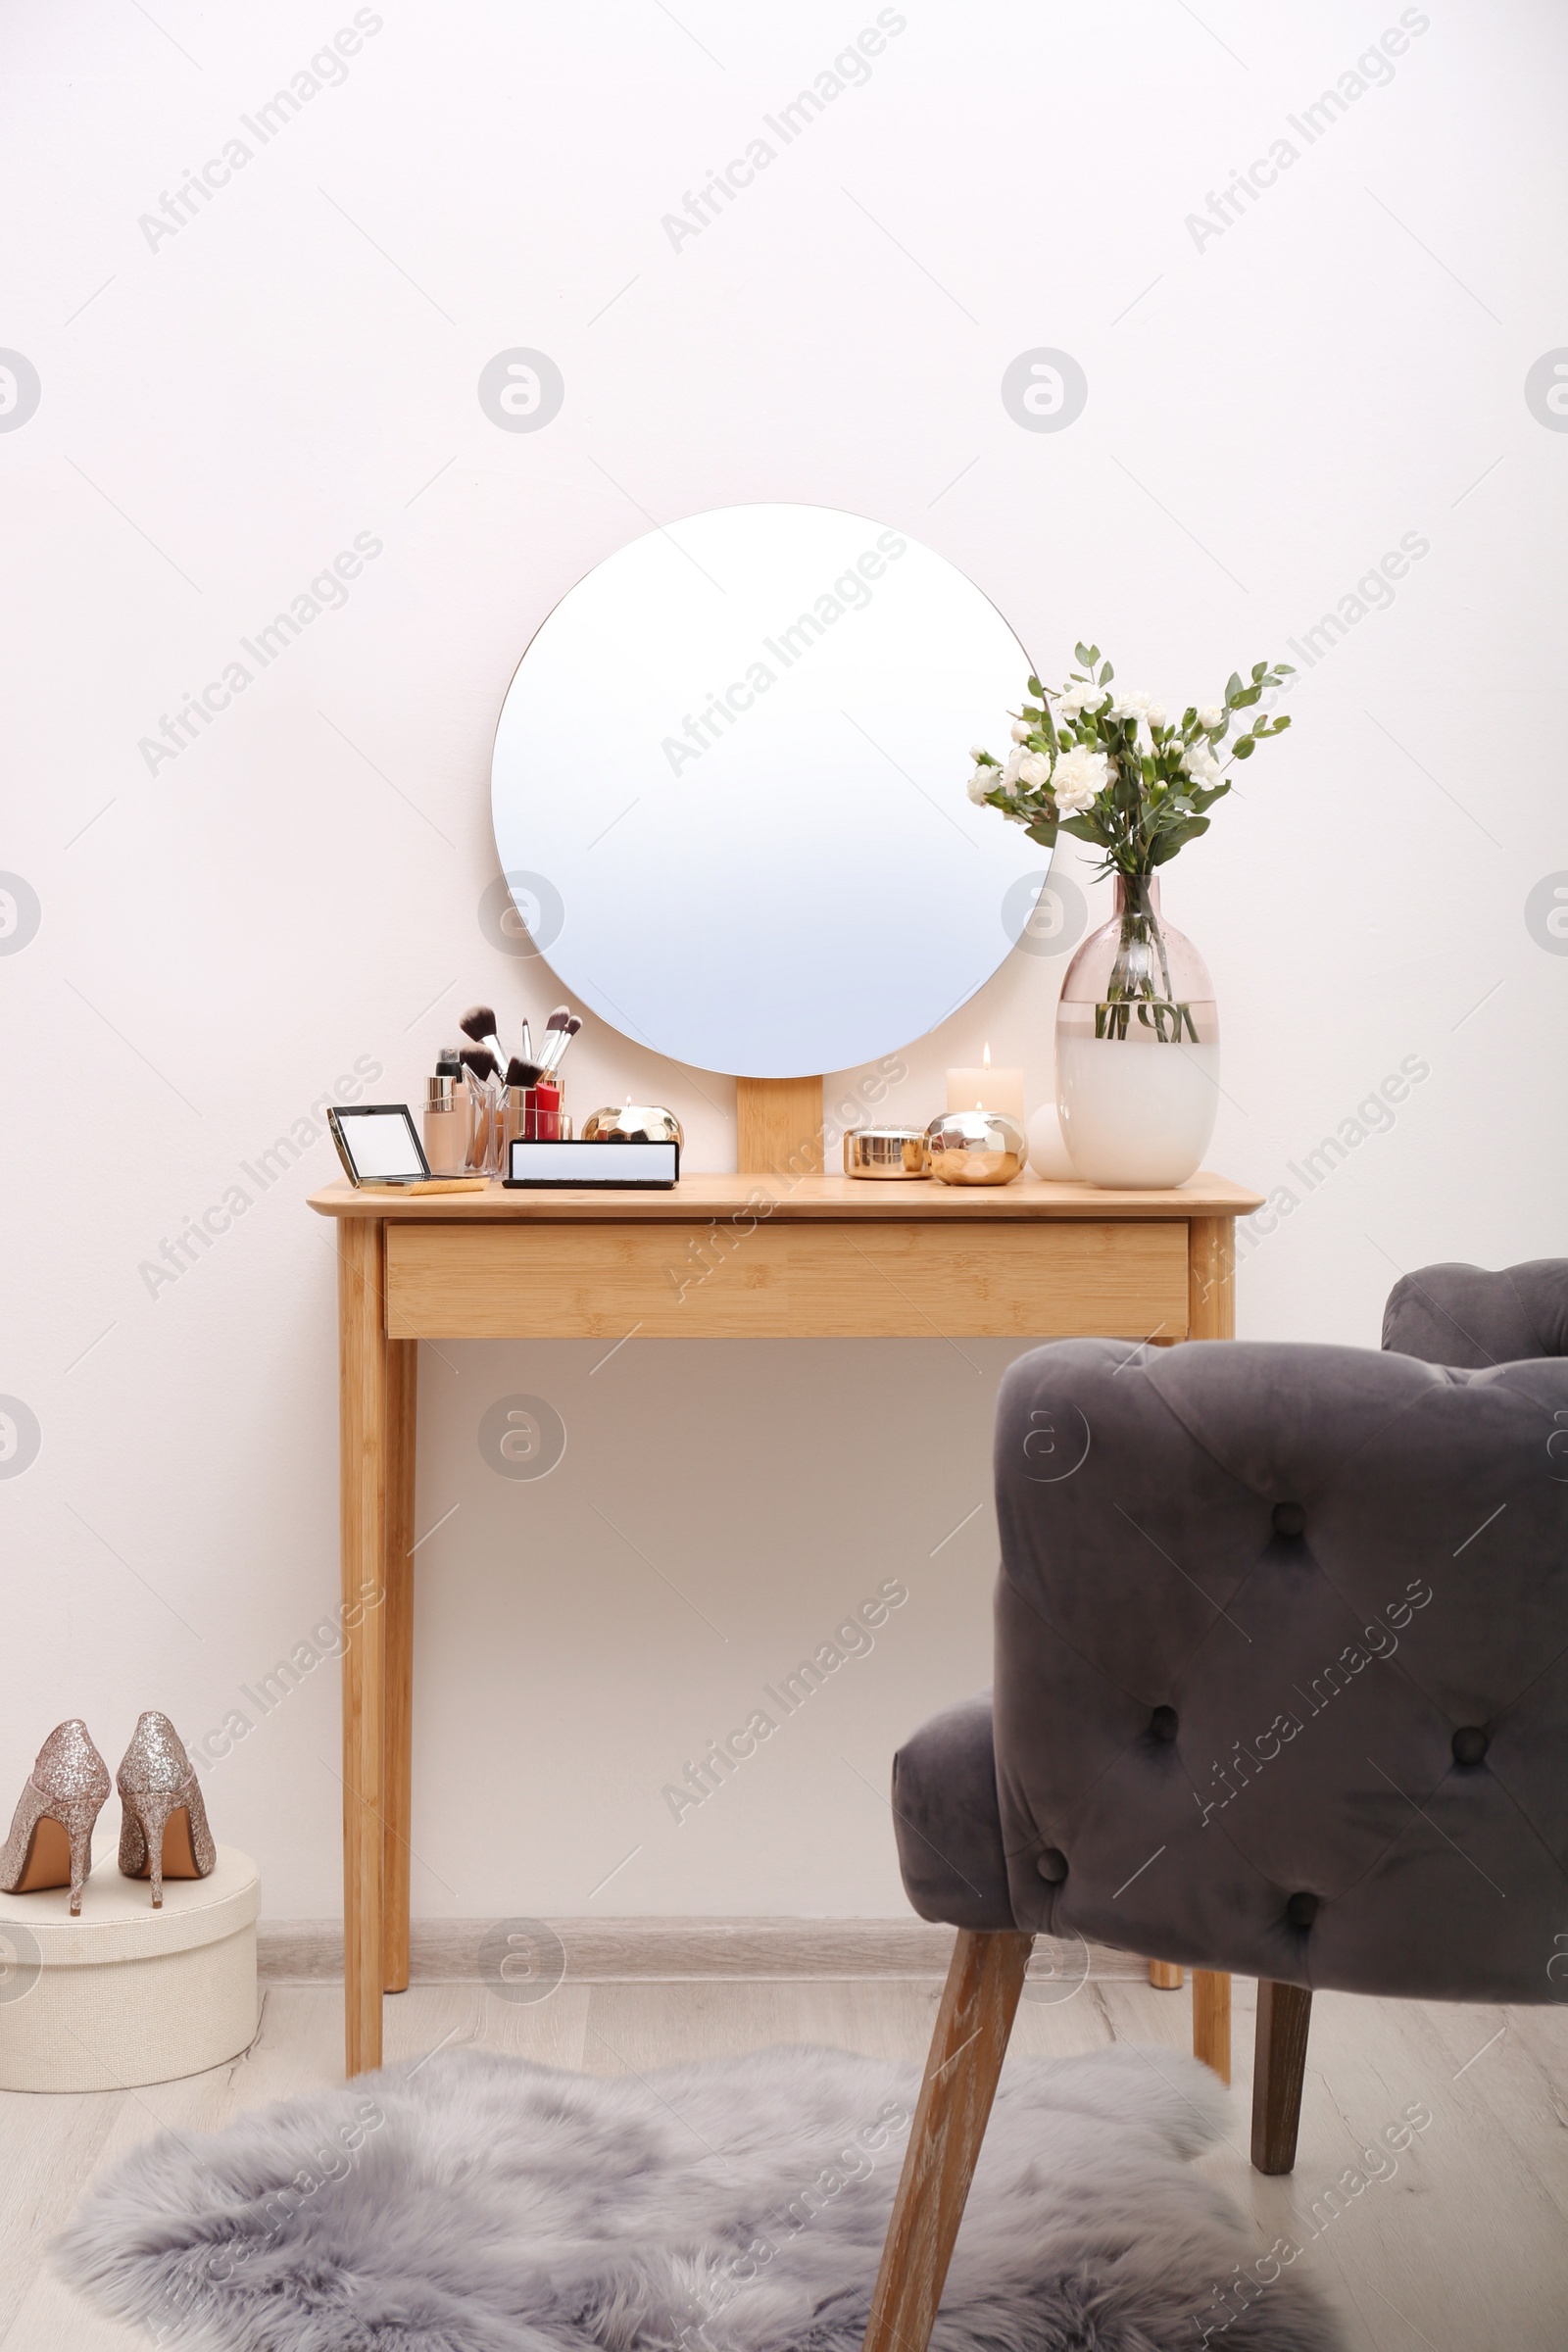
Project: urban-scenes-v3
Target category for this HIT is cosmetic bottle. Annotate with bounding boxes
[424,1067,469,1174]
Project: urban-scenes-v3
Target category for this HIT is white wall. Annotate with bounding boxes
[3,0,1564,1922]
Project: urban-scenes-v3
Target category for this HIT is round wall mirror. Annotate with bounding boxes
[490,502,1046,1077]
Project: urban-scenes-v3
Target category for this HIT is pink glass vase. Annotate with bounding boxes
[1054,873,1219,1188]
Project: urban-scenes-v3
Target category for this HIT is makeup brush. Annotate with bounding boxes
[459,1004,507,1069]
[531,1007,571,1083]
[461,1063,489,1173]
[458,1044,497,1082]
[519,1018,533,1067]
[481,1062,509,1177]
[538,1014,582,1079]
[506,1054,545,1091]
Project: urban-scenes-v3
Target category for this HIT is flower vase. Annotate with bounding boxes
[1054,874,1218,1188]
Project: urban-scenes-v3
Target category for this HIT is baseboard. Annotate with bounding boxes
[257,1916,1149,1984]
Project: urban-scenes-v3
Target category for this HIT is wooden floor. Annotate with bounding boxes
[4,1966,1566,2349]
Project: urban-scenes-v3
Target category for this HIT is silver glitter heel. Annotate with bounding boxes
[0,1720,112,1915]
[116,1712,216,1908]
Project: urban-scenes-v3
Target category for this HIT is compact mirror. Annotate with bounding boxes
[490,503,1047,1078]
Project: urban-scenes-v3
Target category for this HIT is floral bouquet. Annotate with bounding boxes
[966,645,1293,1049]
[966,642,1293,878]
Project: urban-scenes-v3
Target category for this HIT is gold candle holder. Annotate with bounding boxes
[580,1104,684,1148]
[925,1109,1027,1185]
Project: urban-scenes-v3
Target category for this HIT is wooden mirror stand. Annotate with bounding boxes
[735,1075,825,1176]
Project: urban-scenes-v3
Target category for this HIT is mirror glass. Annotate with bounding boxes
[491,503,1047,1077]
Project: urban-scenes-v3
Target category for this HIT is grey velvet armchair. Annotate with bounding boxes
[862,1260,1568,2352]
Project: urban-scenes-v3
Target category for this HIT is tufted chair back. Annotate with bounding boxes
[1382,1255,1568,1368]
[988,1263,1568,2003]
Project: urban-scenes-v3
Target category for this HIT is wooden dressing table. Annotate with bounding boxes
[310,1107,1260,2082]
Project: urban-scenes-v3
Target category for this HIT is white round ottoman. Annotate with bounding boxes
[0,1842,258,2091]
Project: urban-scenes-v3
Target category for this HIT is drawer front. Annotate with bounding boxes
[385,1219,1191,1341]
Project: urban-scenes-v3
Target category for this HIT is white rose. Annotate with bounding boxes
[1016,751,1051,788]
[1057,679,1107,720]
[1196,705,1225,730]
[1001,747,1025,788]
[1050,743,1109,815]
[1147,703,1167,729]
[1108,689,1154,724]
[1010,719,1032,743]
[968,744,992,763]
[966,768,993,805]
[1185,744,1222,788]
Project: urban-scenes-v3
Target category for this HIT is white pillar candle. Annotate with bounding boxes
[946,1046,1025,1122]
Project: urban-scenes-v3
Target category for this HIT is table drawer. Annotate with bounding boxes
[385,1218,1191,1341]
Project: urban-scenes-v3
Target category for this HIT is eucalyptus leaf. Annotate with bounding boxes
[1150,815,1210,860]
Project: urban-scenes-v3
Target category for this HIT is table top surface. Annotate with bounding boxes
[308,1170,1263,1222]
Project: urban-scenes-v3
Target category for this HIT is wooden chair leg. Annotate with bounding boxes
[861,1929,1033,2352]
[1193,1969,1231,2083]
[1148,1959,1184,1988]
[1251,1981,1312,2174]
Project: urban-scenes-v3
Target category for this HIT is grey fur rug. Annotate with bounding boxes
[55,2041,1342,2350]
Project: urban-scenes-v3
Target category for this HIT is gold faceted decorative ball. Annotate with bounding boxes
[580,1103,685,1150]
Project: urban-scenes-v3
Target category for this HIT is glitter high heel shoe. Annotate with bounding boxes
[116,1712,216,1908]
[0,1721,112,1916]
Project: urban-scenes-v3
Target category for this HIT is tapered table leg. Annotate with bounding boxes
[382,1336,417,1994]
[1193,1968,1232,2082]
[338,1217,387,2077]
[1187,1214,1235,1341]
[1182,1214,1236,2083]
